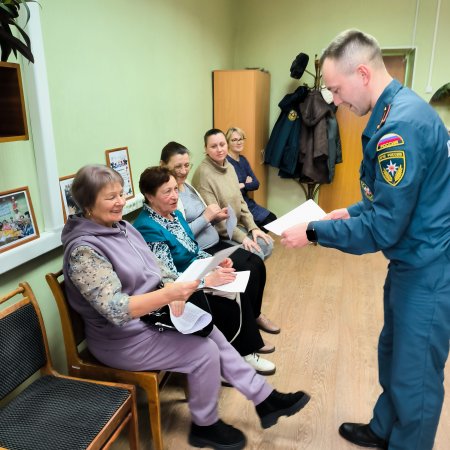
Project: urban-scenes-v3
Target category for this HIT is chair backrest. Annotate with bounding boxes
[45,270,85,365]
[0,283,52,399]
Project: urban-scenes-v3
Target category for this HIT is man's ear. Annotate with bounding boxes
[357,64,371,85]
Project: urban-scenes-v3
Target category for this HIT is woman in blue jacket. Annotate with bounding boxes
[226,127,277,232]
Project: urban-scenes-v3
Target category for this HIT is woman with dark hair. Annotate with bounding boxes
[192,128,273,261]
[134,166,277,374]
[225,126,277,232]
[62,164,310,450]
[160,141,281,336]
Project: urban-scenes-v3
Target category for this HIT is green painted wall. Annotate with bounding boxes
[1,0,448,370]
[0,0,236,371]
[234,0,450,215]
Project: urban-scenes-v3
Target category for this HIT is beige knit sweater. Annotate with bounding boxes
[191,156,258,243]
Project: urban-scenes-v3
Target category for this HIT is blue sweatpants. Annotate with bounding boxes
[370,253,450,450]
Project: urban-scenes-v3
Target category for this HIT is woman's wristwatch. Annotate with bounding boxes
[306,222,318,243]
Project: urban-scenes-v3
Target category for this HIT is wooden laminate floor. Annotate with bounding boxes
[113,241,450,449]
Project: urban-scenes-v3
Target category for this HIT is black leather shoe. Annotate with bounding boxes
[189,419,246,450]
[339,423,388,449]
[256,389,310,429]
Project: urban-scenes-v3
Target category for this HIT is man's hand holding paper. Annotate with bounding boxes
[281,222,310,249]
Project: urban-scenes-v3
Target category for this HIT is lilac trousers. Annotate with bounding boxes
[91,325,273,425]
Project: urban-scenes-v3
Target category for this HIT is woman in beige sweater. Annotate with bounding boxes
[192,129,273,260]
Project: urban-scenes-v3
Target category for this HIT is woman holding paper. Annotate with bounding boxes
[134,166,276,374]
[159,141,281,336]
[191,128,274,261]
[62,164,310,450]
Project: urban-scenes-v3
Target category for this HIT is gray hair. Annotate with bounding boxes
[320,29,383,73]
[71,164,123,212]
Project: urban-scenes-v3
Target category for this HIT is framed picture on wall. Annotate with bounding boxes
[0,186,40,253]
[59,174,82,222]
[105,146,135,200]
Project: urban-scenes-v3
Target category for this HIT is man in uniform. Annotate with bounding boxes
[281,29,450,450]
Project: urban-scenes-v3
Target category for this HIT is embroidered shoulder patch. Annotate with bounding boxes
[376,133,404,151]
[378,150,406,186]
[361,181,374,201]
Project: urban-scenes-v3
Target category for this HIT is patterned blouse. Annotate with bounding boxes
[143,204,210,277]
[68,243,176,327]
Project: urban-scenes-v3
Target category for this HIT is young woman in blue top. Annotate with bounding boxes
[226,127,277,232]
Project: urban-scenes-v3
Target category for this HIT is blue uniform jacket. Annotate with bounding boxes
[314,79,450,268]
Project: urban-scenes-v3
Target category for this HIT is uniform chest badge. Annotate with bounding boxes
[361,181,374,201]
[377,133,404,151]
[288,110,298,121]
[378,150,406,186]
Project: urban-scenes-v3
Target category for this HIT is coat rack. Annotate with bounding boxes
[298,54,322,201]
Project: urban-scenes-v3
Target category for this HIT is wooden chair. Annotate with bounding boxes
[0,282,139,450]
[46,270,170,450]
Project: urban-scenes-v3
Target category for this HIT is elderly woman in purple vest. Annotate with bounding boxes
[62,164,310,450]
[225,127,277,233]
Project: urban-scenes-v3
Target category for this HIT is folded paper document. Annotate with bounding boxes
[176,245,241,283]
[169,303,212,334]
[264,200,326,235]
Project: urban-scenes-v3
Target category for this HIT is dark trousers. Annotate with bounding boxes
[205,242,267,355]
[206,242,266,318]
[256,212,277,233]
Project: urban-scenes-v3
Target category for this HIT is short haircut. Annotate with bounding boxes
[225,127,246,144]
[139,166,172,200]
[320,29,383,73]
[204,128,225,146]
[71,164,123,212]
[160,141,189,164]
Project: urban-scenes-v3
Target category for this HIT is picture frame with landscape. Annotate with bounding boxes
[59,174,82,222]
[105,146,135,200]
[0,186,40,253]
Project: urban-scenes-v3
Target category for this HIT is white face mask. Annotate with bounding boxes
[320,87,334,104]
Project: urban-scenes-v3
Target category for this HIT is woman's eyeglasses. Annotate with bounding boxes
[173,163,193,172]
[230,137,245,143]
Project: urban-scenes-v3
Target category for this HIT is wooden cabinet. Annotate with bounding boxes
[213,69,270,207]
[0,61,28,143]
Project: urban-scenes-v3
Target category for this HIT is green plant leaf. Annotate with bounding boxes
[0,25,33,62]
[10,18,30,47]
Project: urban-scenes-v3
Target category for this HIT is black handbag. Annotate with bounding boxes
[140,290,214,337]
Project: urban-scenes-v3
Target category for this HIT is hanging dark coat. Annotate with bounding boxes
[264,86,308,176]
[298,90,334,183]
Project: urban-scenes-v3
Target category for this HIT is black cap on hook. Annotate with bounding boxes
[290,52,309,79]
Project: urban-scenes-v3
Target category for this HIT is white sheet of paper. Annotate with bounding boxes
[226,204,237,240]
[208,270,250,293]
[264,199,326,235]
[176,245,241,282]
[169,302,212,334]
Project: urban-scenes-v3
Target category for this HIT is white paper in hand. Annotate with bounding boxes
[226,204,237,240]
[264,199,326,235]
[169,302,212,334]
[176,245,241,282]
[209,270,250,293]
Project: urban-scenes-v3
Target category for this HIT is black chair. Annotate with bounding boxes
[0,282,140,450]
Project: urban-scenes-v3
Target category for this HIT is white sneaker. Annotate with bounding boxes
[243,353,276,375]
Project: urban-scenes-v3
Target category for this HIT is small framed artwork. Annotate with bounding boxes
[105,146,135,200]
[59,174,82,222]
[0,186,40,253]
